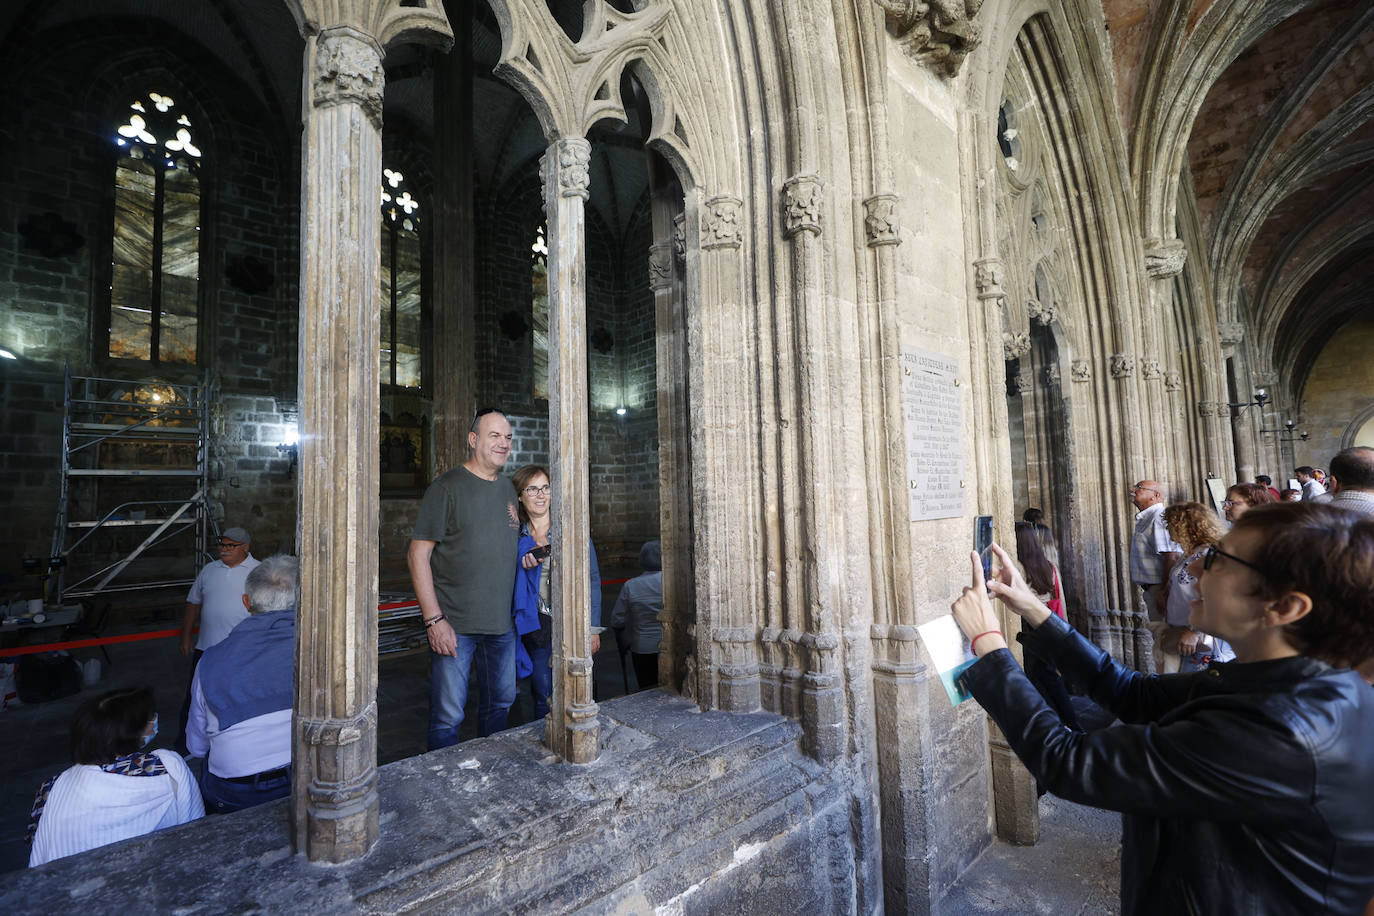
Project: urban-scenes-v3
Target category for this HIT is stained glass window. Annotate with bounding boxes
[109,92,201,363]
[380,168,422,389]
[532,222,549,400]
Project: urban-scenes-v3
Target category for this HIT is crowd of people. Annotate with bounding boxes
[951,444,1374,914]
[26,406,663,868]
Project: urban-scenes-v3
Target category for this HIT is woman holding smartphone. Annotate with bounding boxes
[950,501,1374,914]
[510,464,601,720]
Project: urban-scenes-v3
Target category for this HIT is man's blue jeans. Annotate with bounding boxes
[428,628,517,750]
[200,766,291,814]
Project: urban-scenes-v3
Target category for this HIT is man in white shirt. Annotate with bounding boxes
[175,527,260,753]
[187,554,296,813]
[1295,466,1327,502]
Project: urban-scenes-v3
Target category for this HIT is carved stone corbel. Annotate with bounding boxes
[974,256,1006,306]
[1217,321,1244,347]
[782,175,824,238]
[1110,353,1134,379]
[1164,370,1182,392]
[1070,359,1091,382]
[874,0,984,79]
[701,195,742,250]
[1028,297,1056,326]
[1002,331,1031,360]
[1141,358,1162,381]
[863,193,901,246]
[312,28,385,130]
[1143,237,1187,279]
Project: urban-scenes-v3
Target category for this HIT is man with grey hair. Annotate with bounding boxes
[1128,479,1183,673]
[187,555,297,813]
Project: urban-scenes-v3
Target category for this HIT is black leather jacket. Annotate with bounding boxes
[961,614,1374,915]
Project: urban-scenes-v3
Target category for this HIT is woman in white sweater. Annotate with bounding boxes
[29,686,204,867]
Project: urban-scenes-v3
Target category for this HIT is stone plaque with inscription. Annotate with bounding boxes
[901,345,965,521]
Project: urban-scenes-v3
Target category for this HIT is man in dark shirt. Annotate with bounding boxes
[408,408,521,750]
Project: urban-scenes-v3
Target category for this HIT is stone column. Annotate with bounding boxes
[293,26,384,863]
[430,2,475,474]
[541,136,598,763]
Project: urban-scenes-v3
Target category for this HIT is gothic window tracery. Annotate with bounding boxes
[106,91,202,364]
[380,166,422,389]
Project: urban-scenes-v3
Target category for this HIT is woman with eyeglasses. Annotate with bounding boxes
[950,502,1374,914]
[509,464,602,720]
[1222,481,1276,523]
[28,687,203,867]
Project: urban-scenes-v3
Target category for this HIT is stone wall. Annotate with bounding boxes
[1,692,860,914]
[1295,316,1374,467]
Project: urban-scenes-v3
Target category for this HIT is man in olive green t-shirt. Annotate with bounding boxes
[408,408,521,749]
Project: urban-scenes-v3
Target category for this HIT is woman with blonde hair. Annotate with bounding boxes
[1162,502,1233,673]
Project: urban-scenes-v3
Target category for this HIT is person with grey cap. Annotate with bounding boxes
[175,526,260,754]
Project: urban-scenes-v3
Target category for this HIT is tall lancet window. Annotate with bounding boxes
[380,167,422,389]
[531,221,549,399]
[108,91,202,363]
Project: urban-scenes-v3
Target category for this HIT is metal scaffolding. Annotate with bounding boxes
[49,367,215,604]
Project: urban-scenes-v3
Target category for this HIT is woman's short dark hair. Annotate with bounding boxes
[70,687,156,765]
[1232,502,1374,667]
[511,464,549,526]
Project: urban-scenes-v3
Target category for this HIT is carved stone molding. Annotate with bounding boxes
[1012,370,1031,394]
[1164,370,1182,392]
[1254,370,1278,389]
[312,28,385,129]
[1143,237,1187,279]
[702,195,742,249]
[1071,359,1091,382]
[648,243,672,292]
[874,0,984,79]
[869,625,924,677]
[541,136,591,201]
[1110,353,1134,379]
[1141,358,1162,381]
[672,212,686,266]
[974,256,1006,306]
[1197,400,1217,418]
[1028,297,1056,326]
[782,175,823,238]
[1217,321,1245,346]
[863,193,901,246]
[1002,331,1031,360]
[1043,364,1060,387]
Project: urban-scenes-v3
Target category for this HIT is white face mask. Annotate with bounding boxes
[140,714,158,748]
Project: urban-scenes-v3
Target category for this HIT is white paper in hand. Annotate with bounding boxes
[916,614,978,706]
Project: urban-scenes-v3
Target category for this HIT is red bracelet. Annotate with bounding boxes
[969,630,1002,653]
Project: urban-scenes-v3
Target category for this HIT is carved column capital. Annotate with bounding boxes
[1218,321,1245,346]
[1110,353,1134,379]
[782,174,823,238]
[863,193,901,246]
[1002,331,1031,360]
[701,195,742,249]
[869,625,924,677]
[1043,364,1061,387]
[1143,237,1187,279]
[1012,369,1031,394]
[540,136,591,201]
[1197,400,1217,418]
[1071,359,1092,382]
[1164,370,1182,392]
[1141,358,1162,381]
[311,27,385,130]
[974,257,1006,306]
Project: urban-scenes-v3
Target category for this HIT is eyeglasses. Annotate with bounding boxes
[1129,486,1160,496]
[1201,543,1266,576]
[218,541,245,549]
[470,406,503,432]
[1220,500,1244,509]
[522,484,550,496]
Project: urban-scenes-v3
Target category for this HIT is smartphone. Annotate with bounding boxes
[527,543,552,561]
[974,516,994,579]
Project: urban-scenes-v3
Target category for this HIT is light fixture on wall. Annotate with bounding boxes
[615,407,627,417]
[0,347,16,360]
[1227,388,1269,413]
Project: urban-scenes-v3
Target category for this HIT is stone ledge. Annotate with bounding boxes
[2,691,855,914]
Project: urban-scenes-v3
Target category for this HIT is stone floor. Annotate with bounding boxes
[0,591,1123,912]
